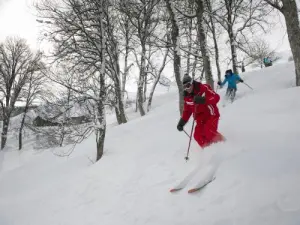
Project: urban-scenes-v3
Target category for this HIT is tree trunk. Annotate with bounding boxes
[114,104,127,125]
[186,19,192,75]
[191,49,199,79]
[135,91,138,112]
[206,0,221,81]
[147,48,169,112]
[147,75,159,112]
[281,0,300,86]
[1,116,10,150]
[59,124,65,147]
[121,25,131,103]
[96,67,107,161]
[212,26,221,81]
[19,129,22,150]
[228,25,238,74]
[200,68,205,80]
[165,0,184,115]
[143,71,147,102]
[19,104,29,150]
[96,0,107,161]
[207,2,221,82]
[196,0,214,89]
[225,0,238,74]
[59,115,66,147]
[96,99,106,161]
[115,106,121,124]
[137,44,146,116]
[184,0,193,75]
[109,25,128,124]
[114,73,127,124]
[60,87,71,147]
[241,61,245,72]
[122,52,129,102]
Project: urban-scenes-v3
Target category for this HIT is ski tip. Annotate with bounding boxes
[170,188,182,193]
[188,188,201,194]
[188,177,216,194]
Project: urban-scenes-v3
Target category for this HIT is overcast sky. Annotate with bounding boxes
[0,0,291,50]
[0,0,40,48]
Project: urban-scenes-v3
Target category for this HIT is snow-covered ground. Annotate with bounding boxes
[1,61,300,225]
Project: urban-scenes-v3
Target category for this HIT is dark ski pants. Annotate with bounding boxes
[226,88,237,102]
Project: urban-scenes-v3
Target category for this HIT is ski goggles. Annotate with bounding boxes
[183,82,192,90]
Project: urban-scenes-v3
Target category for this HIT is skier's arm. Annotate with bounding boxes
[220,77,228,86]
[177,100,192,131]
[203,84,220,105]
[182,101,193,122]
[236,74,244,82]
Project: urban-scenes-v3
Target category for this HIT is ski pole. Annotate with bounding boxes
[243,82,253,90]
[185,118,195,162]
[183,129,190,138]
[184,92,205,161]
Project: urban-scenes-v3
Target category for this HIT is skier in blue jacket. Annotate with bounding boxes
[217,69,244,102]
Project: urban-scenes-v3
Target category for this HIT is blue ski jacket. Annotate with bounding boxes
[220,73,242,89]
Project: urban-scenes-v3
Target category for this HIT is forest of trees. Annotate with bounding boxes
[0,0,299,161]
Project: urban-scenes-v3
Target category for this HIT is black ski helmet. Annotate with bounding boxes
[225,69,233,74]
[182,73,192,84]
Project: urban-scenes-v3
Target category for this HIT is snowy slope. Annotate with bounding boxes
[1,62,300,225]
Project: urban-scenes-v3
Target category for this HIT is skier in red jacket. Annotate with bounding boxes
[177,74,225,149]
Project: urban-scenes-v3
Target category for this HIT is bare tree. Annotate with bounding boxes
[30,82,93,151]
[35,0,112,161]
[45,64,108,161]
[195,0,214,89]
[244,38,278,68]
[191,49,201,79]
[178,1,205,81]
[264,0,300,86]
[59,87,73,147]
[37,0,127,125]
[164,0,184,114]
[172,0,214,89]
[105,6,128,124]
[0,37,42,149]
[19,62,45,150]
[119,0,161,116]
[45,66,76,148]
[181,0,195,75]
[116,11,136,102]
[143,46,153,103]
[147,47,170,112]
[205,0,222,82]
[211,0,271,74]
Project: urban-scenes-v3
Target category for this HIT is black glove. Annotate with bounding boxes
[193,95,206,104]
[177,118,186,131]
[239,79,244,83]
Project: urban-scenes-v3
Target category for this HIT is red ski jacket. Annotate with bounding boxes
[182,81,220,122]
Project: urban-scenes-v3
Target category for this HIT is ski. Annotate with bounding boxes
[187,177,215,193]
[170,150,221,193]
[169,164,203,193]
[170,187,183,192]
